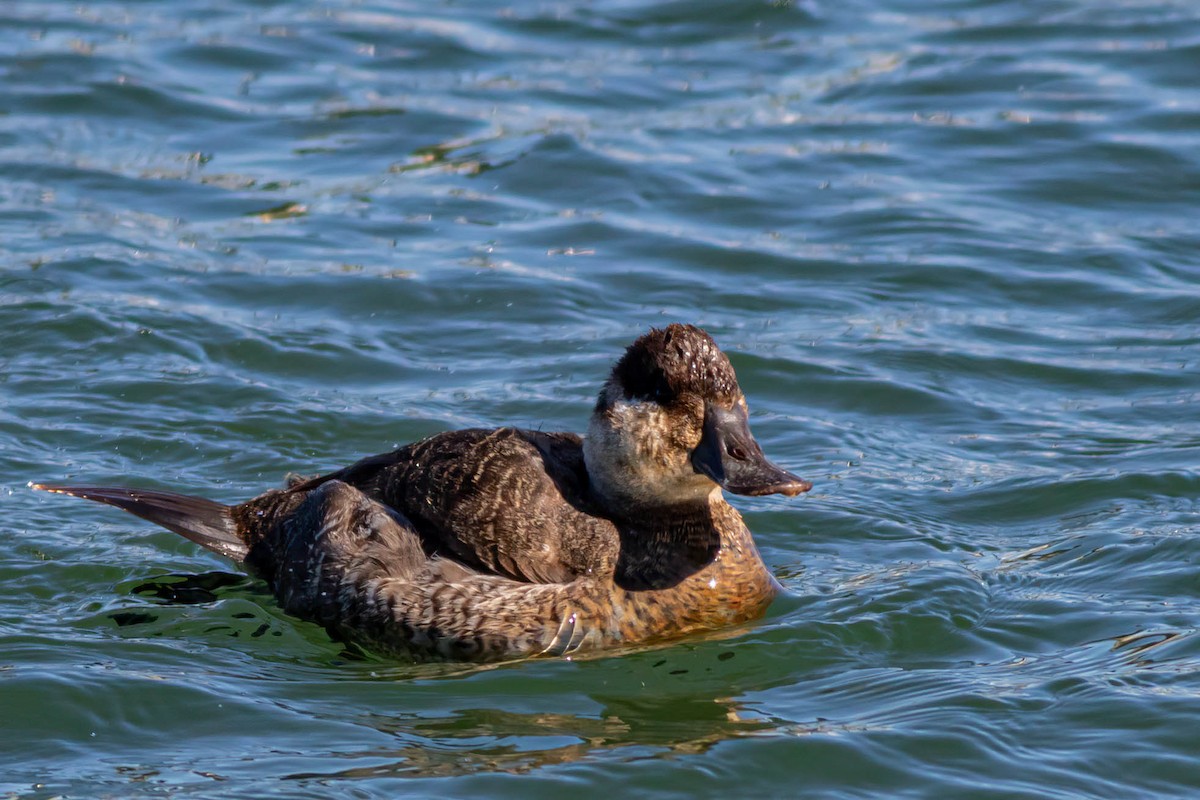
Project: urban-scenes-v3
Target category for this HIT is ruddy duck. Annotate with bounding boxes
[34,324,810,661]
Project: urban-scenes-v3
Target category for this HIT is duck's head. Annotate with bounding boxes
[583,323,811,511]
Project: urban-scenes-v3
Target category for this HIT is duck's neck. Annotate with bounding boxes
[605,493,753,591]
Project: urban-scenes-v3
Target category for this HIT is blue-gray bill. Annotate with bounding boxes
[690,403,811,498]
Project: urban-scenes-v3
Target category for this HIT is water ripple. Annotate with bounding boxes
[4,0,1200,797]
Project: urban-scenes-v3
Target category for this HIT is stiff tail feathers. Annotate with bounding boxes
[31,483,247,561]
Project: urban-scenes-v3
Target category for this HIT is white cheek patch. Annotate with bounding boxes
[610,401,711,495]
[585,390,713,507]
[606,399,684,467]
[609,398,665,431]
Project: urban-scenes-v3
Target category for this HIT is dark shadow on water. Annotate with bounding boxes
[128,571,251,604]
[103,572,256,630]
[109,610,158,627]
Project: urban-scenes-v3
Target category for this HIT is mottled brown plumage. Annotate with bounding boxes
[282,428,618,585]
[34,324,811,661]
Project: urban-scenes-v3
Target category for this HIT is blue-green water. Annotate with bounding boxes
[3,0,1200,796]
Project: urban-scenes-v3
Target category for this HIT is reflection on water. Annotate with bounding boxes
[291,693,777,780]
[1108,630,1191,670]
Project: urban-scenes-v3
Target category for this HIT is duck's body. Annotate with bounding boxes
[36,324,809,661]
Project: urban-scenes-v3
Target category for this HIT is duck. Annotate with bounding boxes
[33,324,810,661]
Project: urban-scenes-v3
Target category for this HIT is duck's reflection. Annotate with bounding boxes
[286,691,776,780]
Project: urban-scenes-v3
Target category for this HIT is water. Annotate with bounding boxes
[3,0,1199,796]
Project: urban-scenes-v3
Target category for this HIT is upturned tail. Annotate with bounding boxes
[31,483,247,561]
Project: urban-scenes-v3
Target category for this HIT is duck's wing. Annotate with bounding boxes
[286,428,620,584]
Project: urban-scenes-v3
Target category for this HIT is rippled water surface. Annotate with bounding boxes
[4,0,1200,797]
